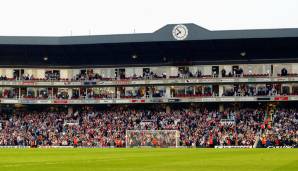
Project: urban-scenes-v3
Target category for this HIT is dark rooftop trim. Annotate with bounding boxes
[0,23,298,45]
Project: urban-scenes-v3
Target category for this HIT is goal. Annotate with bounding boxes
[125,130,180,148]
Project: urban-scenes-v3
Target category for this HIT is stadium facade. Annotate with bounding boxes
[0,23,297,105]
[0,23,297,148]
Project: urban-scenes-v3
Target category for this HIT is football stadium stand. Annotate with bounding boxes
[0,23,297,148]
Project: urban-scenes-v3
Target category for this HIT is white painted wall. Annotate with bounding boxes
[125,68,134,78]
[202,65,212,75]
[60,69,68,79]
[36,69,45,79]
[24,69,33,76]
[0,69,4,76]
[291,64,298,74]
[169,67,178,76]
[5,69,13,78]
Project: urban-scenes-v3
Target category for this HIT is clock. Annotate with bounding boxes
[172,24,188,40]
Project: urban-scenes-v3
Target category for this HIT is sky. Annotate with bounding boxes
[0,0,297,36]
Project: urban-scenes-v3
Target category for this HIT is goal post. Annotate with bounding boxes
[125,130,180,148]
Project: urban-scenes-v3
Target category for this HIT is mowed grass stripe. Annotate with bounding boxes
[0,148,297,171]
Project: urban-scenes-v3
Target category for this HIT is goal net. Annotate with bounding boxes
[125,130,180,148]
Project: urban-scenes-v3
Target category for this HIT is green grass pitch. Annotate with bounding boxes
[0,148,297,171]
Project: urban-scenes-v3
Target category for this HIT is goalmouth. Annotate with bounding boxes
[125,130,180,148]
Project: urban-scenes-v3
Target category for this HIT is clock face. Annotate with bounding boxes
[172,24,188,40]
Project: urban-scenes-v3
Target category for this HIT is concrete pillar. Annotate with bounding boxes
[166,105,171,113]
[68,106,73,115]
[68,89,72,99]
[219,104,224,112]
[113,87,116,98]
[117,87,120,99]
[165,87,171,98]
[193,86,196,95]
[148,87,153,98]
[34,88,37,98]
[19,88,21,99]
[202,86,205,95]
[219,85,224,97]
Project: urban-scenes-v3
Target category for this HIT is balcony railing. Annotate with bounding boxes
[0,75,297,87]
[0,95,295,104]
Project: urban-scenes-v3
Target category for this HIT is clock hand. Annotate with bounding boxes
[176,29,182,36]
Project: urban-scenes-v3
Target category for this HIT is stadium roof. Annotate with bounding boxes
[0,23,298,67]
[0,23,298,45]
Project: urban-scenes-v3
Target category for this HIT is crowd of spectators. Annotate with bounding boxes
[0,75,8,80]
[222,84,291,97]
[258,108,298,147]
[72,70,166,81]
[0,105,297,148]
[0,67,297,82]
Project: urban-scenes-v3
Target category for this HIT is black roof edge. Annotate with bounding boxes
[1,58,298,69]
[0,23,297,45]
